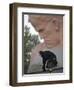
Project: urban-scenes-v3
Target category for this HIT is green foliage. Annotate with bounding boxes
[24,25,40,73]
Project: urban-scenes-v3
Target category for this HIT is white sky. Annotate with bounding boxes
[24,15,44,43]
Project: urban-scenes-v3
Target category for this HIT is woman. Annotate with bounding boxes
[27,14,63,74]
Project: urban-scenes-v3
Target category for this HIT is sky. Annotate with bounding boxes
[24,15,44,43]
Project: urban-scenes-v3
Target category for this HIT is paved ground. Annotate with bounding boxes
[24,65,63,74]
